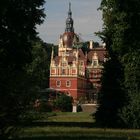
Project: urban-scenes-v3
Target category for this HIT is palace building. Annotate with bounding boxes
[49,3,107,102]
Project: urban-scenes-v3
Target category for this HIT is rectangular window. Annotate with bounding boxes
[51,69,56,75]
[62,69,66,75]
[66,80,71,87]
[80,61,84,66]
[72,69,76,74]
[94,73,97,78]
[62,62,67,67]
[93,61,97,66]
[56,80,61,87]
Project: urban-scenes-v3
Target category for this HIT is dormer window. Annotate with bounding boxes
[62,62,67,67]
[80,61,84,66]
[92,52,98,66]
[93,60,98,66]
[62,69,66,75]
[72,60,76,66]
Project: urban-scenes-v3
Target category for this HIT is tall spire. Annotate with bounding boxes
[65,2,74,32]
[69,2,71,11]
[68,2,72,17]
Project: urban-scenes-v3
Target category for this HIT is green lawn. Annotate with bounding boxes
[11,112,140,140]
[46,112,94,122]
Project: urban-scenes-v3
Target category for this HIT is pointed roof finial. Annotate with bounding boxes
[51,47,54,60]
[69,2,71,12]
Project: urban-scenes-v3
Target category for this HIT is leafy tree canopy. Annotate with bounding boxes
[0,0,45,138]
[95,0,140,128]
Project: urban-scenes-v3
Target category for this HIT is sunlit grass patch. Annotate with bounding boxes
[46,112,94,122]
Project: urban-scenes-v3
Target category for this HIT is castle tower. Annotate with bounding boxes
[58,2,79,52]
[50,3,107,103]
[50,3,87,101]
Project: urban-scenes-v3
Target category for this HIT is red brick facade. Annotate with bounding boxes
[50,77,89,100]
[49,41,107,102]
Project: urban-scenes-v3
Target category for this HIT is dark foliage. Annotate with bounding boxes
[95,0,140,128]
[0,0,45,138]
[95,56,125,127]
[54,94,73,112]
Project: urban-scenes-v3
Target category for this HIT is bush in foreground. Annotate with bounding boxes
[54,94,73,112]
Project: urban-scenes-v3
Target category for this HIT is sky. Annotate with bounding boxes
[37,0,103,45]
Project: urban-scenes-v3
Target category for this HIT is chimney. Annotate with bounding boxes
[102,42,106,48]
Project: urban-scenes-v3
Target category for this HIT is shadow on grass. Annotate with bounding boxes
[21,121,96,128]
[12,135,127,140]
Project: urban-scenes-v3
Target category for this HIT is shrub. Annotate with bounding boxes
[54,94,73,112]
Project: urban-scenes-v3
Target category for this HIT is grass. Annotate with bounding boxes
[11,112,140,140]
[46,112,94,122]
[13,126,140,140]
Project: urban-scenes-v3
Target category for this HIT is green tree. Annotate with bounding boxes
[0,0,45,138]
[95,56,125,127]
[27,40,52,90]
[95,0,140,128]
[95,0,126,127]
[54,94,73,112]
[120,51,140,128]
[118,0,140,128]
